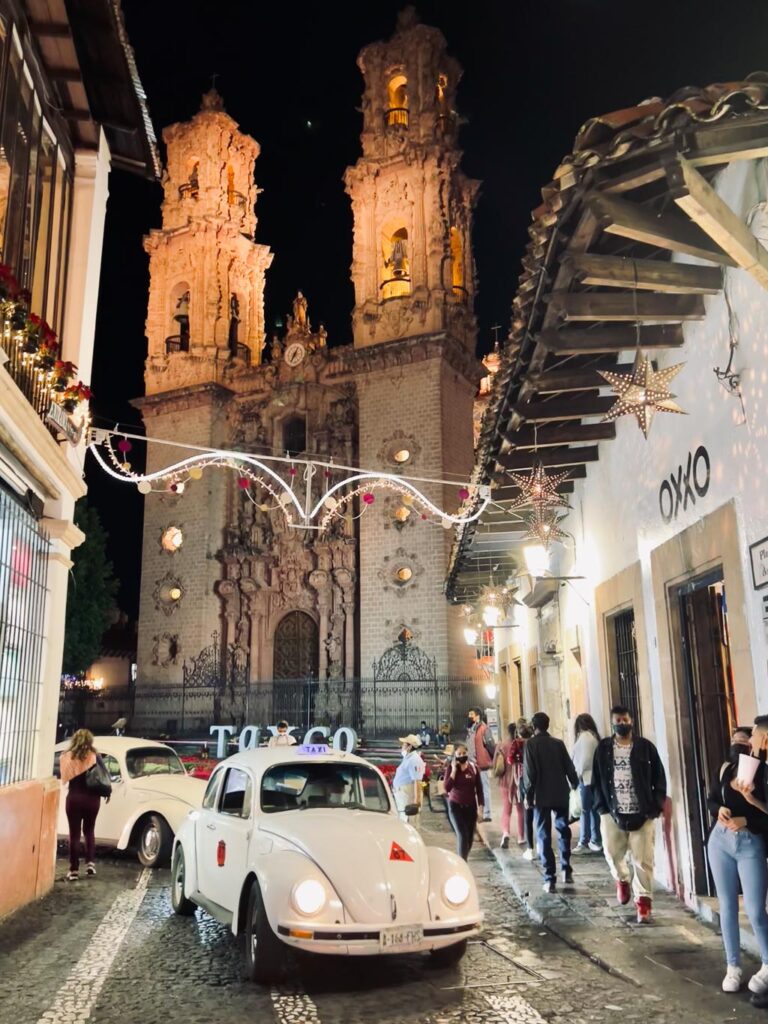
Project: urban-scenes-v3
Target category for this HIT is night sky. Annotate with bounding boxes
[87,0,768,618]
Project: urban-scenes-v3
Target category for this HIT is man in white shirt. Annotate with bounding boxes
[268,721,298,747]
[393,734,425,826]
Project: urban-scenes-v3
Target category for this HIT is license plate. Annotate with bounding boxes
[379,925,424,949]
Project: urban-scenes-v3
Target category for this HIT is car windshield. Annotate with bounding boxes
[261,762,390,814]
[125,746,186,778]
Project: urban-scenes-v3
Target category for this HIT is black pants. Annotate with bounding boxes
[525,805,535,850]
[534,806,572,883]
[66,788,101,871]
[447,801,478,860]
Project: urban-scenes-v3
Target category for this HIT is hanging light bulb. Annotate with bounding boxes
[523,544,550,577]
[463,626,478,647]
[482,603,501,628]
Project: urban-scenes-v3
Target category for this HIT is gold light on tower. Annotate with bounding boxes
[393,448,411,464]
[394,505,411,523]
[395,566,413,583]
[169,587,182,601]
[161,526,184,552]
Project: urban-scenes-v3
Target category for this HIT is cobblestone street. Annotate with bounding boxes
[0,808,764,1024]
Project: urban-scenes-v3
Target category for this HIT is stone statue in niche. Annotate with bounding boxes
[293,291,308,330]
[228,294,240,358]
[325,612,344,679]
[270,335,282,362]
[174,291,190,350]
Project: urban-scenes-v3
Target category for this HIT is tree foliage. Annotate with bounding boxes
[62,499,119,676]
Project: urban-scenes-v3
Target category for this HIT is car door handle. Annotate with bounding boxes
[206,823,216,831]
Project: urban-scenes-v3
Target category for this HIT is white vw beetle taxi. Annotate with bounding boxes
[55,737,206,867]
[171,744,483,982]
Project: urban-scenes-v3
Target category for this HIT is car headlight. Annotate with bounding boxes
[292,879,327,916]
[443,874,470,907]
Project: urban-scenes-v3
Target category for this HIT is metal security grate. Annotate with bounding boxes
[0,488,50,785]
[613,608,642,734]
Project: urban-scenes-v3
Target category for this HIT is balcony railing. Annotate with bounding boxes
[385,107,409,128]
[165,334,190,354]
[1,339,59,439]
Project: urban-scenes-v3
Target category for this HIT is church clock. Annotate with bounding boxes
[284,341,306,367]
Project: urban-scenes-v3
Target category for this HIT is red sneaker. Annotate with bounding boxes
[635,896,652,923]
[616,881,631,905]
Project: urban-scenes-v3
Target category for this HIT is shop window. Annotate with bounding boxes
[381,224,410,299]
[386,73,409,127]
[283,416,306,457]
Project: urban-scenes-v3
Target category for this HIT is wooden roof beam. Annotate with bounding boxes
[548,290,705,322]
[531,361,634,392]
[504,422,617,447]
[496,446,600,471]
[538,323,684,354]
[565,252,722,294]
[666,154,768,291]
[513,397,615,422]
[588,191,737,267]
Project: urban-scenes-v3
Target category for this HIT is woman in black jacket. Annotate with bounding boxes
[706,726,768,995]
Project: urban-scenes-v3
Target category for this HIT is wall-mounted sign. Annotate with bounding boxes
[46,402,83,446]
[749,537,768,590]
[659,445,710,523]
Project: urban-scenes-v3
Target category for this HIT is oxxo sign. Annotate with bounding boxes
[658,445,710,523]
[209,724,358,759]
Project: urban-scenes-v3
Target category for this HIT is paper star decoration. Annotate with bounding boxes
[524,506,568,547]
[506,459,571,511]
[600,352,686,439]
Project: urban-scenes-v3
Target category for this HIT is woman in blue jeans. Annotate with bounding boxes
[707,725,768,995]
[571,714,602,852]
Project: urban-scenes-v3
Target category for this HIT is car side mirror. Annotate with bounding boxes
[404,803,420,817]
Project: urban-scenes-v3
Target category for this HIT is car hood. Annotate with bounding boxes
[259,811,429,924]
[130,774,206,806]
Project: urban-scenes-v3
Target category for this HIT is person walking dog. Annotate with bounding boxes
[523,712,578,893]
[591,705,667,923]
[60,729,111,881]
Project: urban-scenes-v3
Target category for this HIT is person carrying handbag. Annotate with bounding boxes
[60,729,111,881]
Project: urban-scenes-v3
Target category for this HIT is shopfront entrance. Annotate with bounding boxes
[671,569,736,896]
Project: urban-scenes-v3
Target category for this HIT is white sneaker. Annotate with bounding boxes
[572,844,589,855]
[588,841,603,853]
[722,966,742,992]
[749,964,768,994]
[522,848,535,861]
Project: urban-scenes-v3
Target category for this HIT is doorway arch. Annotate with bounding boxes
[273,611,319,680]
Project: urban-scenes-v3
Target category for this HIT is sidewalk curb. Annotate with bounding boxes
[477,821,645,989]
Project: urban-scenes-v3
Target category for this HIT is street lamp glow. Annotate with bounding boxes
[463,626,478,647]
[523,544,550,577]
[484,683,497,700]
[482,604,501,628]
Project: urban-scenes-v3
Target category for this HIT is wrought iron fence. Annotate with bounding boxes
[0,488,50,785]
[59,676,481,742]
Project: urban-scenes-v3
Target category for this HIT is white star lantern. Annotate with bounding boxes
[600,351,686,439]
[506,459,571,511]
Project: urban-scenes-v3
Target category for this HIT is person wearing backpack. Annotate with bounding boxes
[60,729,111,881]
[495,722,525,849]
[467,706,493,821]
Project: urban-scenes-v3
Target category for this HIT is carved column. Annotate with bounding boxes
[309,569,332,680]
[334,568,356,681]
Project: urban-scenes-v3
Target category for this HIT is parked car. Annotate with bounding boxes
[170,745,482,982]
[54,736,206,867]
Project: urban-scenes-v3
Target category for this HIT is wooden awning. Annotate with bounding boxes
[447,74,768,600]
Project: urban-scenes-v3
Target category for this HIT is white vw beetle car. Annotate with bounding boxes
[55,737,206,867]
[171,745,482,982]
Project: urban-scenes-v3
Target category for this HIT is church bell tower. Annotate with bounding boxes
[345,7,479,350]
[347,10,481,680]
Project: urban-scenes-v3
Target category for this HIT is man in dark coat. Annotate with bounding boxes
[523,711,579,893]
[591,704,667,923]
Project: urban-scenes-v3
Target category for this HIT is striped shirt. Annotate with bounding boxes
[613,739,640,814]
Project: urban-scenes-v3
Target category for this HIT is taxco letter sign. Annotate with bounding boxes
[658,445,710,523]
[208,724,358,759]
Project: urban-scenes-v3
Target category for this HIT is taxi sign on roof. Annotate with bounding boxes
[297,743,329,755]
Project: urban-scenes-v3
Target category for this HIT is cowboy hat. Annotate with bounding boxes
[398,733,422,748]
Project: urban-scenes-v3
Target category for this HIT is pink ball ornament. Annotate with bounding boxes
[170,483,178,493]
[117,439,132,454]
[458,487,469,500]
[237,476,250,490]
[289,467,297,477]
[362,492,375,505]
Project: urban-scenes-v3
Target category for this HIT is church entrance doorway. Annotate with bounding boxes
[273,611,319,680]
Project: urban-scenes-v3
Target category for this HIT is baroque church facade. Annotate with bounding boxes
[133,12,482,733]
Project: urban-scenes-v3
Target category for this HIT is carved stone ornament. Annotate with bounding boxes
[153,572,185,616]
[377,428,421,470]
[151,632,181,667]
[377,547,423,596]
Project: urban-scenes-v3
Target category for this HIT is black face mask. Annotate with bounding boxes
[456,755,468,764]
[612,723,632,738]
[730,744,751,763]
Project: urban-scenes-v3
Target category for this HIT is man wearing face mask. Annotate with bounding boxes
[591,705,667,923]
[392,734,425,826]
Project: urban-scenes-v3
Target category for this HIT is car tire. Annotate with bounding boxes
[430,938,468,967]
[171,847,196,916]
[136,813,172,868]
[240,879,283,984]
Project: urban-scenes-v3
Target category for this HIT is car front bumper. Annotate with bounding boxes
[275,916,482,956]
